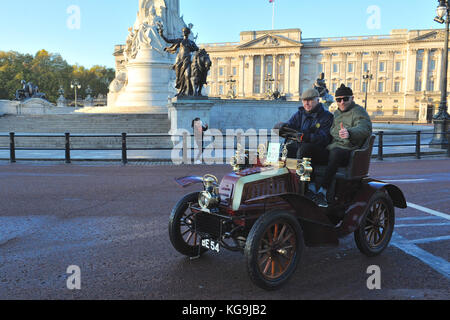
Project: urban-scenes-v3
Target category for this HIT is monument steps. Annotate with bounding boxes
[0,114,172,149]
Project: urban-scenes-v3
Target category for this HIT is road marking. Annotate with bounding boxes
[407,202,450,221]
[384,179,428,183]
[391,233,450,280]
[397,216,443,221]
[396,223,450,228]
[410,235,450,244]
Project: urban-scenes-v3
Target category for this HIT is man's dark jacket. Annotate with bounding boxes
[283,103,333,148]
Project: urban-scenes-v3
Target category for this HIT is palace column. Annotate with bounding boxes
[422,49,430,92]
[284,54,291,97]
[371,51,380,92]
[386,50,395,92]
[405,48,418,92]
[238,55,245,97]
[355,52,363,92]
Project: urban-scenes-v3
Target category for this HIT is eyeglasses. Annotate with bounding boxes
[336,97,351,103]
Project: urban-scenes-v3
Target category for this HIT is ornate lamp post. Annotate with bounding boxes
[70,80,81,108]
[431,0,450,148]
[264,74,275,99]
[226,75,237,99]
[363,70,373,111]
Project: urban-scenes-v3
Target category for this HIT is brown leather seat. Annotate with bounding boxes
[314,135,376,180]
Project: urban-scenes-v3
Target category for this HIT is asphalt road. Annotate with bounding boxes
[0,158,448,300]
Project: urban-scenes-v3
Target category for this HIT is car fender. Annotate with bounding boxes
[242,193,339,247]
[174,176,204,188]
[337,179,407,237]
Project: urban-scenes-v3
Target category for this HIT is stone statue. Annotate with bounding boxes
[15,80,47,101]
[159,26,200,96]
[313,72,334,110]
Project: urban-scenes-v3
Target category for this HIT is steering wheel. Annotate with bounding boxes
[274,123,301,142]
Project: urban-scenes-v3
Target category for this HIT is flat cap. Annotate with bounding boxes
[301,88,320,100]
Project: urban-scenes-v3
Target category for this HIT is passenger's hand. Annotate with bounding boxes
[339,122,349,139]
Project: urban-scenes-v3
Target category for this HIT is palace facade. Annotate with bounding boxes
[113,27,448,120]
[199,28,448,120]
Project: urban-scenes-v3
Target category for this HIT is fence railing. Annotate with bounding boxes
[1,131,449,164]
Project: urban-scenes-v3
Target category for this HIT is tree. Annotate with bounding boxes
[0,50,115,104]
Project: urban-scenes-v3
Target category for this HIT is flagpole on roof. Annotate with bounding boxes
[272,1,275,30]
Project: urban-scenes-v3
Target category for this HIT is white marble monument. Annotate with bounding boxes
[107,0,188,113]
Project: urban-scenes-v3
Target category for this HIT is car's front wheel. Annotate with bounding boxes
[169,191,206,257]
[245,210,304,290]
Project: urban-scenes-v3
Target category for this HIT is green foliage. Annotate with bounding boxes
[0,50,115,103]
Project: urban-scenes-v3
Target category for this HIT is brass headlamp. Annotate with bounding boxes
[198,174,220,210]
[296,158,313,181]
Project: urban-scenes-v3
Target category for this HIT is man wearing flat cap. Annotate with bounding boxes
[278,88,334,196]
[313,84,372,207]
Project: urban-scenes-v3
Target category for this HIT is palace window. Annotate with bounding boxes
[318,63,324,74]
[427,80,435,92]
[379,62,385,72]
[333,63,339,73]
[378,82,384,93]
[362,82,367,93]
[394,81,401,92]
[415,79,422,92]
[395,61,402,72]
[219,67,224,76]
[363,62,370,73]
[430,60,436,71]
[253,56,261,94]
[348,63,354,73]
[417,59,423,72]
[276,55,285,93]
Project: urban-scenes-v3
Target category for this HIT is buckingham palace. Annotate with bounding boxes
[113,27,449,121]
[199,28,448,121]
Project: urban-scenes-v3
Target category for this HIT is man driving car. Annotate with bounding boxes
[279,88,333,196]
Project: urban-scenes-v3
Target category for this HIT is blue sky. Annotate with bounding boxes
[0,0,441,68]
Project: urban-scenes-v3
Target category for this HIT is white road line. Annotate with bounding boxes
[391,233,450,279]
[411,235,450,244]
[384,179,428,183]
[396,216,443,221]
[407,202,450,221]
[396,223,450,228]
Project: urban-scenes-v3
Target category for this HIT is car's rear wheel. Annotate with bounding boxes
[354,191,395,256]
[169,191,206,257]
[245,210,304,290]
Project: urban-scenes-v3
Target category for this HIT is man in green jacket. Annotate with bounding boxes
[314,84,372,207]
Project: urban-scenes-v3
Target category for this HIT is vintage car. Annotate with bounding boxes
[169,128,407,290]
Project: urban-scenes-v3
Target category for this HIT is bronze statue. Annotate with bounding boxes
[15,80,47,101]
[159,25,206,96]
[191,49,211,96]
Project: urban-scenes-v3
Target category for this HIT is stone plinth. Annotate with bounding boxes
[109,49,173,114]
[168,97,215,134]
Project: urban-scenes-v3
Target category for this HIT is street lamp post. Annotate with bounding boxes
[363,70,373,111]
[264,74,275,99]
[431,0,450,149]
[226,75,236,99]
[70,80,81,108]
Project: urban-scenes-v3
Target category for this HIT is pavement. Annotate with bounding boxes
[0,159,448,300]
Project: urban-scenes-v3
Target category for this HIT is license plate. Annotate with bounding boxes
[201,238,220,253]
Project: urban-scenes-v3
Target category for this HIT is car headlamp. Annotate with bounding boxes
[198,174,220,210]
[297,158,313,181]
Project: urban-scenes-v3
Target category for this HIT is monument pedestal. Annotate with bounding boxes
[168,97,215,134]
[111,48,173,114]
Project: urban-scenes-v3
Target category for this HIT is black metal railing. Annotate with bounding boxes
[1,131,449,164]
